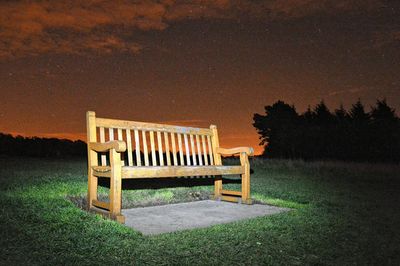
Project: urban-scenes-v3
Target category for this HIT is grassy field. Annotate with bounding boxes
[0,156,399,265]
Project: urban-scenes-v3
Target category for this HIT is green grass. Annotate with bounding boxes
[1,156,399,265]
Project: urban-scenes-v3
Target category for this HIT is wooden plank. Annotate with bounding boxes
[121,165,243,179]
[190,135,197,165]
[99,127,106,166]
[210,125,222,165]
[92,199,110,210]
[177,133,184,165]
[134,129,141,166]
[171,132,178,166]
[196,135,203,166]
[221,189,242,196]
[89,206,125,223]
[240,152,251,202]
[207,135,214,165]
[210,125,222,198]
[86,111,98,210]
[220,195,240,203]
[92,165,111,173]
[184,134,191,166]
[164,132,171,166]
[189,134,197,166]
[109,128,114,141]
[126,129,133,166]
[157,131,164,166]
[109,148,122,219]
[117,128,124,166]
[89,141,126,152]
[96,117,212,136]
[150,131,156,166]
[142,131,149,166]
[91,170,110,178]
[117,128,123,140]
[201,135,208,165]
[217,147,254,156]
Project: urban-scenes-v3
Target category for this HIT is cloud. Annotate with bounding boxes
[327,86,380,96]
[0,1,164,58]
[263,0,383,19]
[0,0,385,59]
[369,30,400,50]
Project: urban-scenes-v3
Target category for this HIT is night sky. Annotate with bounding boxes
[1,1,399,155]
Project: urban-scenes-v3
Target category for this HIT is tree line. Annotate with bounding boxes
[253,99,400,162]
[0,133,86,158]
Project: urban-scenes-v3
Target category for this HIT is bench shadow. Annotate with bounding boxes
[98,176,241,190]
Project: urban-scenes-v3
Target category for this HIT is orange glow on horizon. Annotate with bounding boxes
[7,131,264,155]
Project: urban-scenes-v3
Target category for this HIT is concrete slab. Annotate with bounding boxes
[122,200,290,235]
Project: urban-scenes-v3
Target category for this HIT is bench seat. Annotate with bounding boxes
[92,165,244,178]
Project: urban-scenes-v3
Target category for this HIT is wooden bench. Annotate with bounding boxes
[86,111,254,223]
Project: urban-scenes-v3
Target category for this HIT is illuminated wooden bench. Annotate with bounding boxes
[86,111,254,223]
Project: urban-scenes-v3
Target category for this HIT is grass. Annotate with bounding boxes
[0,156,399,265]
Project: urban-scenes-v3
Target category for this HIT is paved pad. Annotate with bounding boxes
[122,200,290,235]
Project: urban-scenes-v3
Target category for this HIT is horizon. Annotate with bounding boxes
[1,1,399,156]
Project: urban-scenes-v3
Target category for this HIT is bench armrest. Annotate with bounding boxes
[216,147,254,156]
[89,141,127,152]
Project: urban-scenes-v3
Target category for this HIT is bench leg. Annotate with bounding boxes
[87,152,98,210]
[109,149,124,223]
[214,176,222,200]
[240,152,252,204]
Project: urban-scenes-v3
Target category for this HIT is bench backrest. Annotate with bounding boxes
[86,111,222,167]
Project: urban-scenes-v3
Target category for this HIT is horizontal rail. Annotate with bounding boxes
[221,189,242,196]
[92,199,110,210]
[122,165,243,179]
[91,165,243,178]
[96,117,212,136]
[219,195,241,203]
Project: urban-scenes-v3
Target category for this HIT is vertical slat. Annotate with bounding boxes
[157,131,164,166]
[201,135,208,165]
[164,132,171,166]
[207,135,214,165]
[189,134,197,166]
[210,125,222,199]
[117,128,124,166]
[171,132,178,166]
[86,111,98,209]
[210,126,221,165]
[196,135,203,166]
[99,127,106,166]
[126,129,133,166]
[109,128,114,140]
[142,131,149,166]
[134,129,141,166]
[117,128,123,141]
[184,134,191,166]
[177,133,184,165]
[150,131,156,166]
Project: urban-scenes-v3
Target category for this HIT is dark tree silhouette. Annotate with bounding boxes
[346,99,371,161]
[253,100,300,158]
[349,99,370,124]
[0,133,86,158]
[334,104,349,122]
[253,99,400,163]
[313,100,335,125]
[369,99,399,162]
